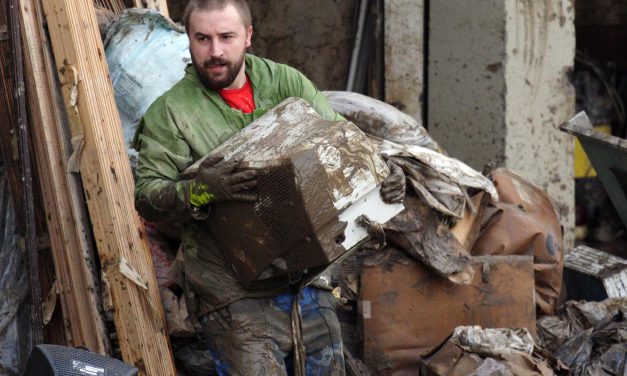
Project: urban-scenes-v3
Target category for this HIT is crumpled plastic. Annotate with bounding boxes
[104,8,190,171]
[537,298,627,376]
[0,166,30,375]
[451,326,535,357]
[420,326,562,376]
[537,298,627,353]
[374,138,498,219]
[324,90,443,152]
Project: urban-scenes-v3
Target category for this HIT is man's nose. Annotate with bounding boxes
[210,39,224,57]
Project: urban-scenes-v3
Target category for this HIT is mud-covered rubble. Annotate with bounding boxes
[100,14,624,375]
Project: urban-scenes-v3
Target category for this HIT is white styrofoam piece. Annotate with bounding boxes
[339,186,404,249]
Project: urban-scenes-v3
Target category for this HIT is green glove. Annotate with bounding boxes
[189,153,259,207]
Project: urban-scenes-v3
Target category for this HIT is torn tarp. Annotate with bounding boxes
[0,166,30,375]
[374,138,498,219]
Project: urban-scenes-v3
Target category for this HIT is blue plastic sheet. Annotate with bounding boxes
[104,9,190,170]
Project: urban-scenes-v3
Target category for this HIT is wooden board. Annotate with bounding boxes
[41,0,175,374]
[19,0,109,354]
[93,0,126,13]
[361,254,536,375]
[132,0,169,17]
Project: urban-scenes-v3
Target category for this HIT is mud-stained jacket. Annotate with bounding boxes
[134,54,343,315]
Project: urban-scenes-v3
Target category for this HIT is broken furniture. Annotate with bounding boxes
[360,252,536,374]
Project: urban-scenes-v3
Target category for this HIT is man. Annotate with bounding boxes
[133,0,405,374]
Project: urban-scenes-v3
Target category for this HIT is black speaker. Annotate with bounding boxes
[23,344,138,376]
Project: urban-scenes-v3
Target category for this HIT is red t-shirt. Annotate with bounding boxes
[218,76,255,114]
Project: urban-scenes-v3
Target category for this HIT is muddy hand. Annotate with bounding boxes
[189,153,259,207]
[380,160,406,204]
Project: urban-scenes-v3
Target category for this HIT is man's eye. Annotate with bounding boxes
[223,35,233,40]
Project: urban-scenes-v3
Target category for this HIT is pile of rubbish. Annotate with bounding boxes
[3,2,625,375]
[100,9,626,376]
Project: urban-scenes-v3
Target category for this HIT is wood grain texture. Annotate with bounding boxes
[19,0,110,354]
[41,0,175,374]
[132,0,169,17]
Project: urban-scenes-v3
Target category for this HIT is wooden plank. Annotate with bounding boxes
[93,0,126,14]
[19,0,109,354]
[132,0,169,17]
[41,1,175,374]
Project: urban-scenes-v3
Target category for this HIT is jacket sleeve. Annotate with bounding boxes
[277,64,345,122]
[133,97,202,223]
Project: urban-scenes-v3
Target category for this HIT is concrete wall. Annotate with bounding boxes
[248,1,356,91]
[429,0,576,248]
[504,0,576,248]
[384,0,424,122]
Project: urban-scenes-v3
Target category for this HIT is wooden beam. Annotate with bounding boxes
[132,0,169,18]
[41,1,175,374]
[93,0,126,14]
[19,0,109,354]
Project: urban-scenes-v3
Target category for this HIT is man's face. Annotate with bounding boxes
[188,5,252,90]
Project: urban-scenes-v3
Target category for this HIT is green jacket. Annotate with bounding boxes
[134,54,342,314]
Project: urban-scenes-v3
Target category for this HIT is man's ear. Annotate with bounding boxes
[245,25,253,48]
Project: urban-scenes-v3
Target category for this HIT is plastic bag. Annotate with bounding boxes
[0,166,30,375]
[324,90,442,152]
[104,9,190,170]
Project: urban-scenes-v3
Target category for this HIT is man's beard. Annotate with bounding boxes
[192,52,245,91]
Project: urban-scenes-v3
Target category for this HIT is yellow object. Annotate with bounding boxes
[574,124,611,178]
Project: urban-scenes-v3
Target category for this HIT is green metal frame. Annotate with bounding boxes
[561,112,627,229]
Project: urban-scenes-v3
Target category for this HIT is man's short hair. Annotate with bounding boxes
[183,0,252,33]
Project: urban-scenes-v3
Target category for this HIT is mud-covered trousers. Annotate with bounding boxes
[199,286,346,375]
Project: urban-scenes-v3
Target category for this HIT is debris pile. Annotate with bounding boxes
[1,2,625,375]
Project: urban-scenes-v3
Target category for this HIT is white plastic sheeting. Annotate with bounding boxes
[324,90,442,152]
[104,9,190,170]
